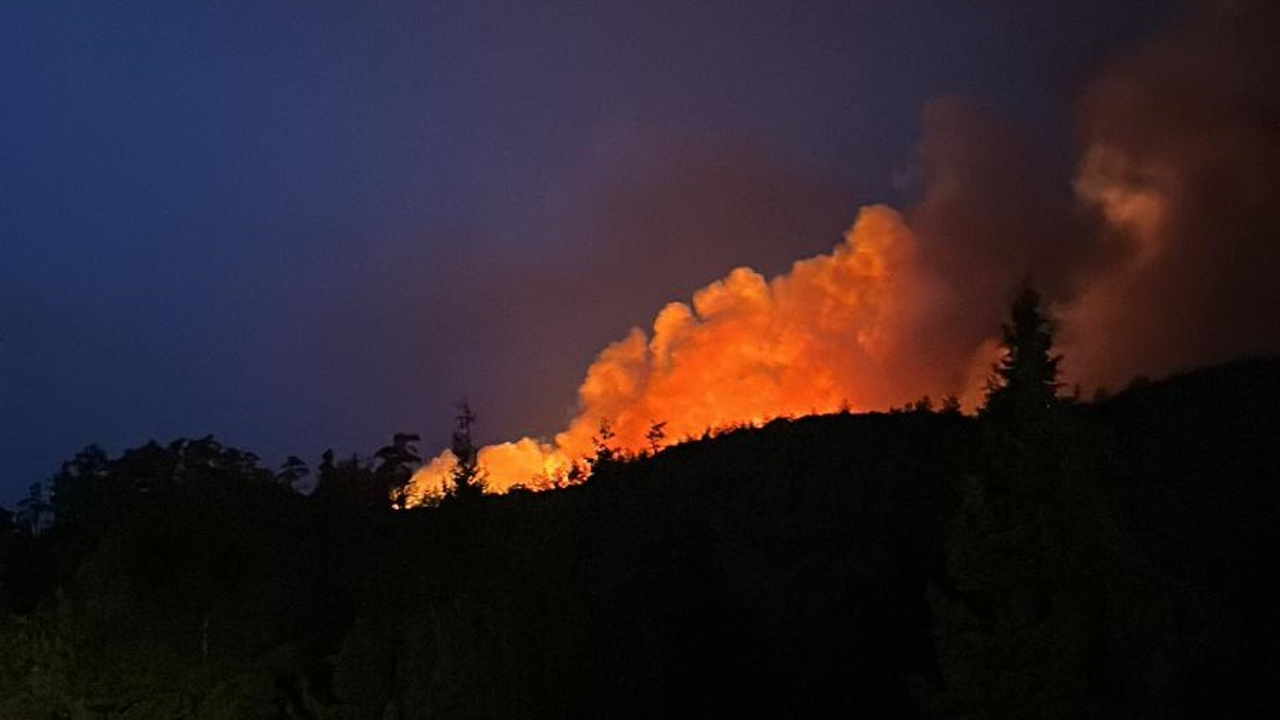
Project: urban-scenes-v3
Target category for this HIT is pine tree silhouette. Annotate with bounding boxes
[448,404,487,500]
[982,286,1061,425]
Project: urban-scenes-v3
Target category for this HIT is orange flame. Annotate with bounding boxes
[411,205,967,497]
[410,1,1280,501]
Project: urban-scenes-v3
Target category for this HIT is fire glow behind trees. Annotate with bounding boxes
[411,1,1280,495]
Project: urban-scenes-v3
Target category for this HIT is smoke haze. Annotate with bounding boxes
[1062,0,1280,385]
[412,0,1280,495]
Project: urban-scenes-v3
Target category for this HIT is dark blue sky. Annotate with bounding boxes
[1,0,1169,501]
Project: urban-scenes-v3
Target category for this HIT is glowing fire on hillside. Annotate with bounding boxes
[411,205,976,497]
[410,0,1280,500]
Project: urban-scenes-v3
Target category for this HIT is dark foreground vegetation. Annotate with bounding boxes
[2,294,1278,718]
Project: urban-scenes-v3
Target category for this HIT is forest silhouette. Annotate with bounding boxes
[1,292,1278,718]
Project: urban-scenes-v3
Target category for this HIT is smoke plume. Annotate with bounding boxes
[413,0,1280,496]
[1061,0,1280,386]
[415,205,959,494]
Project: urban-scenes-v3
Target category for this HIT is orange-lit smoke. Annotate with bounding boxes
[412,205,968,495]
[1058,0,1280,387]
[411,0,1280,498]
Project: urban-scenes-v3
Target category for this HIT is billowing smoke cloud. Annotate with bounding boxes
[1061,0,1280,386]
[415,205,961,494]
[904,97,1093,400]
[413,0,1280,496]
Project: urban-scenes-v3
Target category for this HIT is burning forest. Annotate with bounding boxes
[414,0,1280,495]
[2,1,1279,718]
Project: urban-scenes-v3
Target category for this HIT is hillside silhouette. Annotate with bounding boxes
[1,358,1278,718]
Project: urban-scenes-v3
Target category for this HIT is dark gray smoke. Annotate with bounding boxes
[1060,0,1280,387]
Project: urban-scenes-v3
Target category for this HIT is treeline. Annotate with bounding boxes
[0,294,1278,718]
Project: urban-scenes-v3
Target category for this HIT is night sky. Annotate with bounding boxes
[1,1,1184,501]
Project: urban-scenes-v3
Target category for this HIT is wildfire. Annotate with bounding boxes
[408,0,1280,499]
[412,205,956,497]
